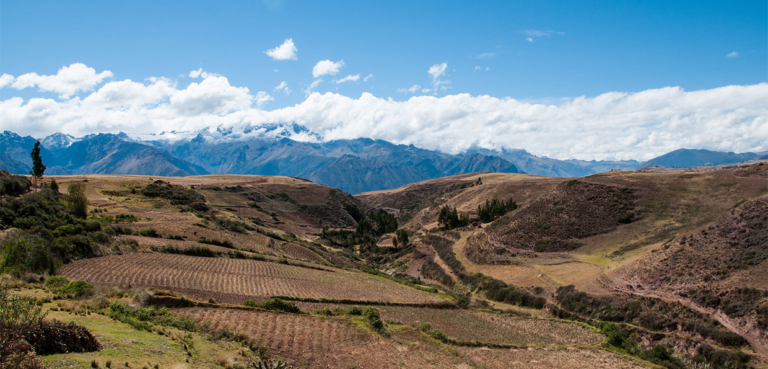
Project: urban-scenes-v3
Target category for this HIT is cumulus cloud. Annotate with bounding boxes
[6,63,113,99]
[188,68,219,79]
[265,38,298,60]
[312,60,344,78]
[333,74,360,84]
[274,81,291,95]
[726,51,739,58]
[2,64,767,162]
[0,74,14,88]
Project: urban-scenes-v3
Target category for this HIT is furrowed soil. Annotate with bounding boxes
[60,253,448,305]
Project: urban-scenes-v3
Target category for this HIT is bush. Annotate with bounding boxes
[60,281,93,297]
[242,299,258,308]
[142,181,207,211]
[315,308,333,316]
[430,329,447,342]
[259,298,300,314]
[0,284,46,325]
[166,234,184,241]
[0,236,56,276]
[198,238,235,248]
[138,229,160,238]
[348,306,362,315]
[67,183,88,219]
[44,276,69,291]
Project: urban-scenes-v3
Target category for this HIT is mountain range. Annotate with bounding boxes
[1,125,764,193]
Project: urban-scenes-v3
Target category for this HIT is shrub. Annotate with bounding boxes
[315,308,333,316]
[138,229,160,238]
[198,238,235,248]
[67,182,88,219]
[60,281,93,297]
[0,236,56,276]
[242,300,258,308]
[166,234,184,241]
[0,283,46,325]
[348,306,362,315]
[259,298,300,314]
[419,322,432,332]
[430,329,447,342]
[44,276,69,290]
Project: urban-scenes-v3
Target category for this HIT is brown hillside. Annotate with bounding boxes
[486,180,637,252]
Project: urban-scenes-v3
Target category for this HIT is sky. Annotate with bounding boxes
[0,0,766,161]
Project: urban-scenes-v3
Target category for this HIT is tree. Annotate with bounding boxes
[29,141,46,193]
[396,229,409,246]
[438,206,469,230]
[50,179,59,194]
[68,182,88,218]
[392,237,398,249]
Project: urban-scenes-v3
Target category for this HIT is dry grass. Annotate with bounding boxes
[373,306,604,347]
[459,347,648,369]
[59,253,447,305]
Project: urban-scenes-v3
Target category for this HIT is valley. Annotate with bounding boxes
[0,161,766,368]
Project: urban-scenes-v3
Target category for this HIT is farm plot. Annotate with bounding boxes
[121,235,245,254]
[459,347,646,369]
[175,308,473,369]
[280,243,329,264]
[294,304,603,347]
[60,254,448,305]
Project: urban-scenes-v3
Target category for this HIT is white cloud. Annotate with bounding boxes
[428,63,449,94]
[526,37,534,43]
[397,85,421,94]
[188,68,219,79]
[0,74,14,88]
[312,60,344,78]
[333,74,360,84]
[363,74,374,82]
[8,63,113,99]
[265,38,298,61]
[304,79,322,96]
[2,64,767,162]
[726,51,739,58]
[428,63,447,80]
[274,81,291,95]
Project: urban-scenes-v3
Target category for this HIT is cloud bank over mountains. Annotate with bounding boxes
[1,63,766,161]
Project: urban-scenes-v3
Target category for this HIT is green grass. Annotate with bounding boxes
[41,305,241,368]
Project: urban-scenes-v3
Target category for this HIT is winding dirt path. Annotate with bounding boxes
[609,273,768,357]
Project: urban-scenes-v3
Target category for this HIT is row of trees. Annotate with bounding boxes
[477,198,518,222]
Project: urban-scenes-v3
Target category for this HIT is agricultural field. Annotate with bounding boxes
[3,165,767,368]
[60,253,449,305]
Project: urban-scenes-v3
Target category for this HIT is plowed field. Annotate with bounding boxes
[59,254,447,305]
[176,308,469,368]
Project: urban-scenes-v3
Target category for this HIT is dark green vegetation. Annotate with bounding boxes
[0,170,31,197]
[242,298,301,314]
[142,180,209,211]
[0,184,144,276]
[29,141,46,193]
[108,302,196,332]
[477,198,518,222]
[437,206,469,230]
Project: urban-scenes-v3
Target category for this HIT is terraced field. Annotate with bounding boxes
[60,254,449,305]
[375,306,604,346]
[176,308,473,368]
[459,347,646,369]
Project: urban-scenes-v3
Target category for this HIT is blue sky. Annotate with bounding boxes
[0,1,766,161]
[2,0,765,104]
